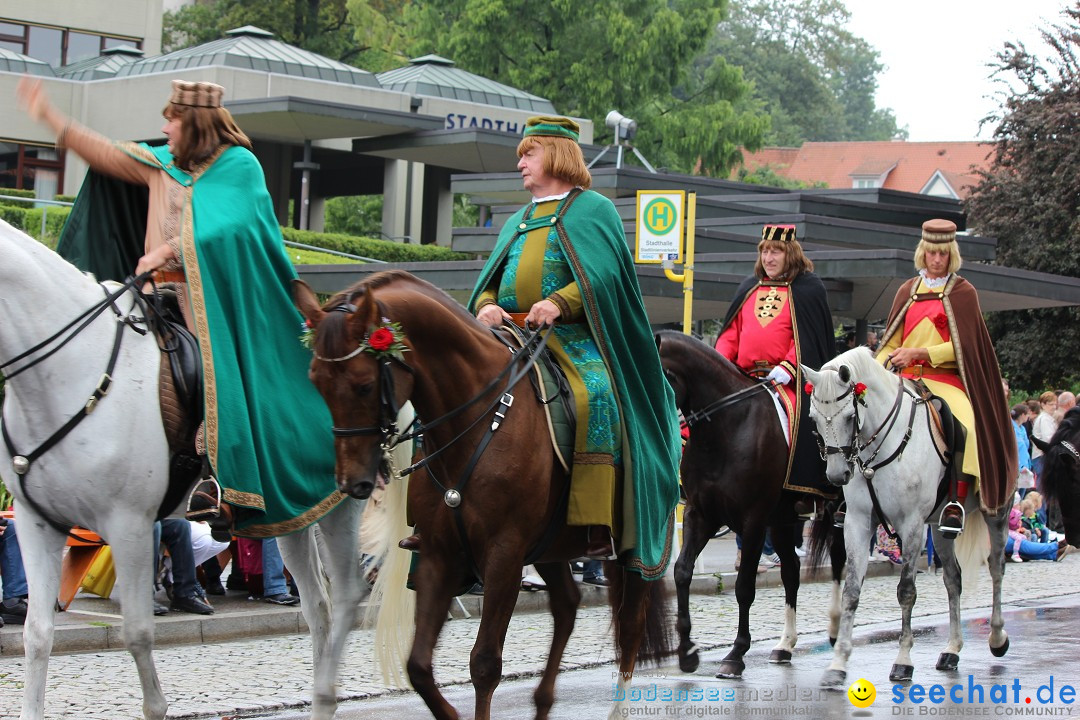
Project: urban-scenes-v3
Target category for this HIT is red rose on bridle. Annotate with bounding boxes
[368,327,395,351]
[853,382,867,398]
[933,313,948,330]
[804,381,814,395]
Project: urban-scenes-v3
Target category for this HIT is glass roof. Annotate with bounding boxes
[0,47,56,77]
[117,26,379,88]
[58,46,143,81]
[377,55,554,113]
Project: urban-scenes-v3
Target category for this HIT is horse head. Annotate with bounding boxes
[293,277,414,500]
[803,352,869,486]
[1041,406,1080,547]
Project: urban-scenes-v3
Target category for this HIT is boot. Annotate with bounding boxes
[938,501,964,539]
[584,525,616,559]
[398,533,421,552]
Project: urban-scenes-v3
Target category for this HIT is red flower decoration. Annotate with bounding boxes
[853,382,868,398]
[368,327,395,351]
[933,313,949,330]
[804,381,814,395]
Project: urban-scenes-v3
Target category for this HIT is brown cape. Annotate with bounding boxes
[880,275,1018,513]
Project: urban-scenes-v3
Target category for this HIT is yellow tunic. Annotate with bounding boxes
[876,279,980,480]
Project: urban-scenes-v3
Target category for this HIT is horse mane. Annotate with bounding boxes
[655,328,740,378]
[313,269,481,358]
[1043,406,1080,504]
[0,219,95,288]
[821,346,883,386]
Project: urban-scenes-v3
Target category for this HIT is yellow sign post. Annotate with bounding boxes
[635,191,695,334]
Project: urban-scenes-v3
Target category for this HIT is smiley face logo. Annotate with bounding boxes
[847,678,876,708]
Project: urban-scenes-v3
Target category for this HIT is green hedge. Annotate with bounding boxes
[0,188,36,203]
[280,226,466,262]
[0,205,70,249]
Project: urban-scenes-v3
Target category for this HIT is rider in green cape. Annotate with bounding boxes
[469,116,681,579]
[19,77,341,537]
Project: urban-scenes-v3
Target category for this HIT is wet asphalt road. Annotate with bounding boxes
[263,593,1080,720]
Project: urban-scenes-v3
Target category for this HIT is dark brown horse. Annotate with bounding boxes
[655,330,844,678]
[294,269,672,720]
[1039,406,1080,546]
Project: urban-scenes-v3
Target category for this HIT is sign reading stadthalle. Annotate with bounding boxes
[635,190,685,264]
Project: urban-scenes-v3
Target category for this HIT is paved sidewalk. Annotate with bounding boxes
[0,530,904,656]
[0,538,1074,719]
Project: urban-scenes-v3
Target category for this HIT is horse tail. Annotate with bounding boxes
[805,508,835,578]
[607,562,674,667]
[953,496,990,596]
[365,403,417,688]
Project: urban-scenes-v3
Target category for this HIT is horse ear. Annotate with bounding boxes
[349,287,380,332]
[292,279,324,326]
[801,364,821,387]
[838,365,851,384]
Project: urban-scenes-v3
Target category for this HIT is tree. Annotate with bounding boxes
[400,0,768,175]
[163,0,410,69]
[708,0,903,146]
[965,3,1080,392]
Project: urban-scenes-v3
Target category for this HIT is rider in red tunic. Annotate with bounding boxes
[715,224,835,510]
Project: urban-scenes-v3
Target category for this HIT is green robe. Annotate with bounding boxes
[60,142,343,537]
[468,189,680,579]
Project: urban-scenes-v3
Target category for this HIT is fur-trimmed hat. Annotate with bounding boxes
[523,116,580,143]
[169,80,225,109]
[921,219,957,244]
[761,224,797,243]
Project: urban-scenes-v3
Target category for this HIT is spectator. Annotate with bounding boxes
[0,518,29,626]
[866,330,880,353]
[1031,391,1059,479]
[233,537,300,605]
[1006,507,1030,563]
[1012,403,1034,497]
[581,559,609,586]
[1055,391,1076,424]
[1019,496,1050,544]
[155,519,214,615]
[190,521,229,596]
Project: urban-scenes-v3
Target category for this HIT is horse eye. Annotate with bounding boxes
[352,382,375,397]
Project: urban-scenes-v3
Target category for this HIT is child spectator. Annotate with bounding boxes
[1023,491,1052,543]
[1007,507,1029,563]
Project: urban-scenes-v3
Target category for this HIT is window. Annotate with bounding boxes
[0,20,139,65]
[0,141,64,197]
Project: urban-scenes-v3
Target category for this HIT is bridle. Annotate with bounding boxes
[811,370,930,481]
[1,274,151,537]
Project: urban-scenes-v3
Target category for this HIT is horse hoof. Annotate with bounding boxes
[936,652,960,671]
[890,664,915,682]
[679,647,700,674]
[821,669,847,689]
[769,649,793,664]
[715,661,745,679]
[990,636,1010,658]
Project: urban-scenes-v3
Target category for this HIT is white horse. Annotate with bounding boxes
[0,218,397,720]
[802,347,1010,687]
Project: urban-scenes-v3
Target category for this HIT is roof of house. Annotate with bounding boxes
[738,141,994,198]
[377,55,555,113]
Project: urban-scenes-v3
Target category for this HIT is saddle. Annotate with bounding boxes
[144,288,206,519]
[491,324,576,473]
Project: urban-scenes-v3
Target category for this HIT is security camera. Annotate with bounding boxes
[604,110,637,141]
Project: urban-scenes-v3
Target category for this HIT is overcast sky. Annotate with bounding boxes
[840,1,1064,141]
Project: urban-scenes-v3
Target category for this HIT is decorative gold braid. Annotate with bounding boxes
[229,491,348,538]
[624,510,676,580]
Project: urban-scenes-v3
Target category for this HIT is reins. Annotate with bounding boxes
[682,378,778,428]
[1,274,151,539]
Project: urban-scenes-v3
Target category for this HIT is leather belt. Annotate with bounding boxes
[152,270,186,285]
[900,365,958,379]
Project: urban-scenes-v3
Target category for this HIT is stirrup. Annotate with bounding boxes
[832,501,846,529]
[186,476,222,521]
[938,501,965,539]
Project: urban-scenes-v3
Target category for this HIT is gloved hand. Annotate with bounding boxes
[765,366,791,386]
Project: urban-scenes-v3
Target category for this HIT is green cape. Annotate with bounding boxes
[468,189,680,579]
[63,142,342,536]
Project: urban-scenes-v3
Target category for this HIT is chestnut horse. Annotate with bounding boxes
[293,269,672,720]
[655,330,844,679]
